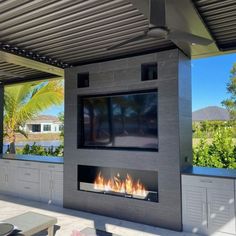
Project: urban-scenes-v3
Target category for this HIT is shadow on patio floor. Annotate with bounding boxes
[0,194,195,236]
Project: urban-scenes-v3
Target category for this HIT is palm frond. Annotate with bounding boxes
[4,80,64,143]
[16,128,28,138]
[17,80,64,123]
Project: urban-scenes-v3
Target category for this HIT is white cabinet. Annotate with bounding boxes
[207,189,235,235]
[0,164,8,192]
[18,167,40,182]
[182,175,235,236]
[182,185,207,235]
[0,160,17,196]
[40,170,52,203]
[17,166,40,201]
[40,164,63,206]
[17,181,40,201]
[0,159,63,206]
[6,166,17,196]
[51,171,63,205]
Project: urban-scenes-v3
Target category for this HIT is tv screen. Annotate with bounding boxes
[79,90,158,150]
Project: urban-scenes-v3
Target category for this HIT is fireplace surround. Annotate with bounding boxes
[64,50,192,230]
[77,165,158,202]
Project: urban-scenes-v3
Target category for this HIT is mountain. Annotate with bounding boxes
[192,106,230,121]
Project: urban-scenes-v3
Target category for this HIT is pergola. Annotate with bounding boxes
[0,0,235,83]
[0,0,235,148]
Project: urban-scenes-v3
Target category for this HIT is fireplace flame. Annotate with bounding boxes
[94,172,147,197]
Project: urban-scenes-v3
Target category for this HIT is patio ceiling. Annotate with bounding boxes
[0,0,235,83]
[193,0,236,52]
[0,50,64,84]
[0,0,175,65]
[0,60,53,83]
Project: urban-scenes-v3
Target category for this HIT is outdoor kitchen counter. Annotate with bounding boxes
[0,154,64,164]
[182,166,236,179]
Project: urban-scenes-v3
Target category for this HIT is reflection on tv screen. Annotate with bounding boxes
[81,90,158,150]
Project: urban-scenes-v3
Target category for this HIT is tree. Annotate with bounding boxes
[58,112,64,138]
[4,80,64,154]
[222,63,236,120]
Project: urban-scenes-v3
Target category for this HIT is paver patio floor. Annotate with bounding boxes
[0,194,197,236]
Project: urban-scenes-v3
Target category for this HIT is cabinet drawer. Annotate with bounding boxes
[18,161,40,169]
[17,181,40,201]
[18,168,40,183]
[0,159,18,166]
[182,175,234,190]
[40,163,63,172]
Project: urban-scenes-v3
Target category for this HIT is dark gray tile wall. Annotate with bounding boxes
[63,49,192,231]
[178,53,192,170]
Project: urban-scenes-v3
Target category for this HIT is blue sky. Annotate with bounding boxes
[42,104,64,116]
[42,52,236,116]
[192,53,236,111]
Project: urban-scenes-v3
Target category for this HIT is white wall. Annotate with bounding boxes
[24,123,61,133]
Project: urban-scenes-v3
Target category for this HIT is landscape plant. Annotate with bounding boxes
[58,112,64,138]
[222,63,236,119]
[193,120,236,138]
[4,80,64,154]
[193,127,236,168]
[20,143,64,157]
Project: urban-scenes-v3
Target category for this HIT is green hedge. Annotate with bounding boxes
[193,120,236,138]
[16,143,64,157]
[193,128,236,168]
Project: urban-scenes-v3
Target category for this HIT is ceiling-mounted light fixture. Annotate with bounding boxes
[0,42,71,69]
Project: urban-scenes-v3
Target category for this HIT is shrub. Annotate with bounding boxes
[21,142,64,157]
[193,128,236,168]
[193,120,236,138]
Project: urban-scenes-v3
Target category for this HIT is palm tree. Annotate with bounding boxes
[4,80,64,154]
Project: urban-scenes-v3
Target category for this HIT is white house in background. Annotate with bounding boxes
[23,115,63,133]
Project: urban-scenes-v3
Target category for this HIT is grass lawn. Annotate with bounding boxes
[4,133,61,142]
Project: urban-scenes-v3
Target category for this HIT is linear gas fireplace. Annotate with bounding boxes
[77,165,158,202]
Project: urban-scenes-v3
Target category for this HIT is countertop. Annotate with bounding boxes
[182,166,236,179]
[0,154,64,164]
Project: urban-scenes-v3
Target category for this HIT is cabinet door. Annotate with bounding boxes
[182,185,207,235]
[0,165,7,192]
[6,166,17,196]
[207,188,235,235]
[51,171,63,206]
[40,170,52,203]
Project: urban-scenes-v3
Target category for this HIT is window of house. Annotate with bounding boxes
[32,124,41,132]
[43,124,51,131]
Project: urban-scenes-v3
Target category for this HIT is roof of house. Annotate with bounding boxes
[192,106,230,122]
[26,115,62,125]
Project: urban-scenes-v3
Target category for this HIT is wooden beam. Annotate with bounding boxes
[0,51,64,76]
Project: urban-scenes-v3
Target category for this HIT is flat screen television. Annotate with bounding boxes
[78,89,158,151]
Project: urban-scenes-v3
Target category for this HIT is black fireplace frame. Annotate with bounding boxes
[77,165,159,203]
